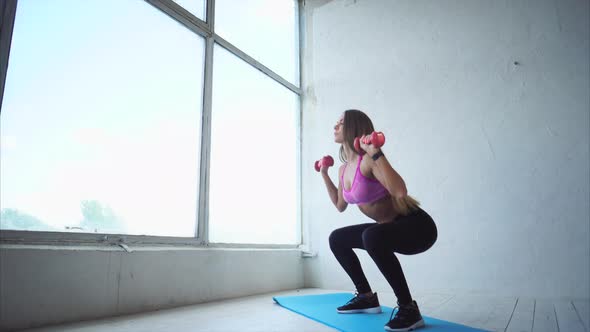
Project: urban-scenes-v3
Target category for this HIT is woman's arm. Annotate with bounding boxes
[321,164,348,212]
[370,152,408,198]
[360,136,408,198]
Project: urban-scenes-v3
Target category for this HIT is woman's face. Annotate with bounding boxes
[334,114,345,144]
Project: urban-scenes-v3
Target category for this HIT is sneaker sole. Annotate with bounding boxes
[384,318,425,331]
[337,307,382,314]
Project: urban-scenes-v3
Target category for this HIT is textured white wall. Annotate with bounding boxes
[301,0,589,298]
[0,246,303,331]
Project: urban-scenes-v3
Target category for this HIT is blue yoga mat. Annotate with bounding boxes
[273,293,488,332]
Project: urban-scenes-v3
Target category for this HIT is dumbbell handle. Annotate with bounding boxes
[354,132,386,154]
[314,155,334,172]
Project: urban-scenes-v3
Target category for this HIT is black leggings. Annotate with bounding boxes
[329,207,437,305]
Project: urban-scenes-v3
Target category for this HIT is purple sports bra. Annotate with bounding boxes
[341,154,390,205]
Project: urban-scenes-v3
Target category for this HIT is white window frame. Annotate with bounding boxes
[0,0,304,250]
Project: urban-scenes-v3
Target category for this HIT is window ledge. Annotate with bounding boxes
[0,230,301,251]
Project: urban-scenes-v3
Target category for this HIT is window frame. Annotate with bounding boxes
[0,0,304,249]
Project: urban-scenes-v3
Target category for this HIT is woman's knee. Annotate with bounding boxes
[329,228,345,251]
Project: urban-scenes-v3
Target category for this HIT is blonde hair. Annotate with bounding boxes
[393,195,421,216]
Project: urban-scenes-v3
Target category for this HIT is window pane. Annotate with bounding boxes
[215,0,300,86]
[209,44,298,245]
[0,0,205,237]
[172,0,206,21]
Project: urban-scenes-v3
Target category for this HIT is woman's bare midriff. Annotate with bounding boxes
[358,195,399,223]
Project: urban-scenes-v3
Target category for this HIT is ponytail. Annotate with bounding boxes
[394,195,421,215]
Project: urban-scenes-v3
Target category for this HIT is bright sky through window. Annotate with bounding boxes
[1,0,204,237]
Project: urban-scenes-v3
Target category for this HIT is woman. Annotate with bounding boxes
[319,109,437,331]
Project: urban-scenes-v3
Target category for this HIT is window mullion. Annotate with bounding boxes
[0,0,17,112]
[207,0,215,32]
[296,0,304,247]
[197,35,215,245]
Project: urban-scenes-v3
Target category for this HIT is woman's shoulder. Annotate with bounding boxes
[359,153,378,178]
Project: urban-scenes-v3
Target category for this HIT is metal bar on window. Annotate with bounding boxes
[145,0,211,38]
[206,0,215,33]
[197,35,215,245]
[0,0,17,113]
[295,0,304,249]
[0,230,299,249]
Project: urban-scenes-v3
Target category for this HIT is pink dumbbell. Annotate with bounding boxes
[314,155,334,172]
[354,131,386,154]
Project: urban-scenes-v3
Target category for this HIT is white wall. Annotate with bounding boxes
[0,245,303,331]
[301,0,589,299]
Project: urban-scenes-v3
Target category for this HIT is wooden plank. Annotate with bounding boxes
[506,298,534,332]
[413,292,456,314]
[554,300,586,332]
[533,300,558,332]
[483,296,520,332]
[572,300,589,332]
[429,294,516,332]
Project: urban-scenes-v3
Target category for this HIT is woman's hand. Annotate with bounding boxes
[315,155,334,174]
[359,134,382,157]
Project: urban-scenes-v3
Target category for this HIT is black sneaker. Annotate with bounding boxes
[337,292,382,314]
[384,300,425,331]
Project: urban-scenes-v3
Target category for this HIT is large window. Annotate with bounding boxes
[0,0,301,246]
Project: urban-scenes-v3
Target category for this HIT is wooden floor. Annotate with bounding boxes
[24,288,589,332]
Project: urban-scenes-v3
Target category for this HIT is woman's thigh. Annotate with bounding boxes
[363,209,437,255]
[329,223,375,249]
